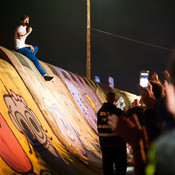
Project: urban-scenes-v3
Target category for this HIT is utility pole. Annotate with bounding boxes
[86,0,91,79]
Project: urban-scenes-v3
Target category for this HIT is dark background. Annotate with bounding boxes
[0,0,175,95]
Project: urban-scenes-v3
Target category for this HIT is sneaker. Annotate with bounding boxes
[43,74,54,81]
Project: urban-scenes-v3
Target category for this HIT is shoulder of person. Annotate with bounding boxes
[97,103,110,115]
[17,25,25,32]
[112,105,125,116]
[97,105,104,115]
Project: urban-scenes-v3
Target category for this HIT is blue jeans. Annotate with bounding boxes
[17,46,46,76]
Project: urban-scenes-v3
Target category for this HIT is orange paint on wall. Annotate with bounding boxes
[0,113,32,173]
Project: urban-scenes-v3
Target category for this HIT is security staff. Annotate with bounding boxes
[97,92,127,175]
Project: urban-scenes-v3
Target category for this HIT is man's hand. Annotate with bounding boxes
[138,82,157,109]
[29,45,34,53]
[163,69,170,80]
[27,27,32,33]
[166,83,175,116]
[152,72,159,82]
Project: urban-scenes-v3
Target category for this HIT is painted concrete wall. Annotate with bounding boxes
[0,46,138,175]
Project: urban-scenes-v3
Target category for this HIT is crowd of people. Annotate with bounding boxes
[97,51,175,175]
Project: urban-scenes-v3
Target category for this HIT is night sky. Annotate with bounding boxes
[1,0,175,95]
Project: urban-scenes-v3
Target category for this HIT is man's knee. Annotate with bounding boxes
[24,52,38,62]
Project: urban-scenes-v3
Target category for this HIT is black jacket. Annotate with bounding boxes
[97,102,125,147]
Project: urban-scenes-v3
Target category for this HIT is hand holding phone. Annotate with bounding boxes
[139,70,149,88]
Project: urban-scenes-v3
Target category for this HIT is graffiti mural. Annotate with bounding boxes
[0,46,139,174]
[43,96,87,156]
[55,68,98,133]
[43,90,102,162]
[68,72,102,112]
[3,90,69,173]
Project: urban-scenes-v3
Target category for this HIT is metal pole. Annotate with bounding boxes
[86,0,91,79]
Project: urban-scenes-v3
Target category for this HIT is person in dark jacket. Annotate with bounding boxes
[97,92,127,175]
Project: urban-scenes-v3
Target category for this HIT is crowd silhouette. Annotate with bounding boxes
[100,50,175,175]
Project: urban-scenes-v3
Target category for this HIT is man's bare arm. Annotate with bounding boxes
[25,44,34,53]
[18,27,32,40]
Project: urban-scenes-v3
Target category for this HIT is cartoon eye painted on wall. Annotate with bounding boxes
[15,111,36,140]
[15,111,47,145]
[25,111,46,144]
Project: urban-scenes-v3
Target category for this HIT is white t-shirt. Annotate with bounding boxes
[14,25,27,50]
